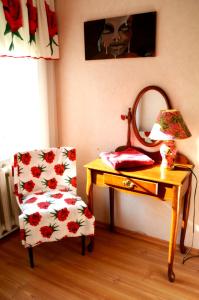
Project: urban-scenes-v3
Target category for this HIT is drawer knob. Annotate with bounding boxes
[123,180,134,188]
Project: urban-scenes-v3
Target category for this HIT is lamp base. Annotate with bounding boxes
[160,141,176,169]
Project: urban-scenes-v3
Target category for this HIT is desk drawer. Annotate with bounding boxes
[104,173,158,195]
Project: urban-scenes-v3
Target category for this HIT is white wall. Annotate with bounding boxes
[55,0,199,248]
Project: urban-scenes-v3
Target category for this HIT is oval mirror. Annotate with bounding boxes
[132,86,172,147]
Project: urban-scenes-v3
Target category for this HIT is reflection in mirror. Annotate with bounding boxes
[132,86,171,147]
[136,90,169,143]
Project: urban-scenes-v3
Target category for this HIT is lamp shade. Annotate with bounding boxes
[149,109,191,141]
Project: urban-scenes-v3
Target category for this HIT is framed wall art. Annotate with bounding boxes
[84,11,156,60]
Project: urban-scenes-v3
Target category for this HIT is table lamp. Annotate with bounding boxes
[149,109,191,169]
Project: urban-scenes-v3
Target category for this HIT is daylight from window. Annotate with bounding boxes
[0,58,49,161]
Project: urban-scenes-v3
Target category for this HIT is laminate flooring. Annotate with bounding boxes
[0,228,199,300]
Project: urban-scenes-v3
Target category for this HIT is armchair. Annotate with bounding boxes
[12,147,95,267]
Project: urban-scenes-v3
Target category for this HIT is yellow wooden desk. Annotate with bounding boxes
[84,158,192,282]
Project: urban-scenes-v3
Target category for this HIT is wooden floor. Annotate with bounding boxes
[0,228,199,300]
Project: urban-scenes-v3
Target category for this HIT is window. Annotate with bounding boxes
[0,58,55,161]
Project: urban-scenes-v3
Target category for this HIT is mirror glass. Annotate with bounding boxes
[132,86,171,147]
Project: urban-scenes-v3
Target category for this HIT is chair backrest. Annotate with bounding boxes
[13,147,77,206]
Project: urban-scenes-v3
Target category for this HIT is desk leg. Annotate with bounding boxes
[86,169,93,212]
[86,169,94,251]
[168,186,181,282]
[180,175,192,254]
[109,187,114,232]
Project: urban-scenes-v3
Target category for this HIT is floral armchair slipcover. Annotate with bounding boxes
[13,147,95,266]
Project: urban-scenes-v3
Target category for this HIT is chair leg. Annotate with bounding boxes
[28,247,34,268]
[81,235,86,256]
[87,236,94,252]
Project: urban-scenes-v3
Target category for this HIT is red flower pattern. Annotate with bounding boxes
[37,202,51,209]
[64,198,76,205]
[19,152,31,165]
[1,0,59,57]
[31,165,45,178]
[21,180,35,192]
[47,178,57,189]
[27,212,42,226]
[26,196,37,204]
[54,163,68,175]
[63,148,76,161]
[66,176,77,188]
[40,225,54,238]
[68,149,76,161]
[56,208,70,221]
[40,224,58,238]
[2,0,23,51]
[26,0,38,43]
[40,150,55,163]
[59,187,70,192]
[83,207,93,219]
[50,193,63,199]
[71,177,77,188]
[67,221,80,234]
[158,110,191,139]
[2,0,23,32]
[35,191,44,195]
[12,147,94,247]
[45,1,58,55]
[42,178,57,189]
[79,206,93,219]
[45,2,58,37]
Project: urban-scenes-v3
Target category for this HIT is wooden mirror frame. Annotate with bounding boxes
[132,85,172,147]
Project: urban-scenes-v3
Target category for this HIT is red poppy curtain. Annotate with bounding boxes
[0,0,59,59]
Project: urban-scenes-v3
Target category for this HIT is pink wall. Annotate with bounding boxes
[55,0,199,248]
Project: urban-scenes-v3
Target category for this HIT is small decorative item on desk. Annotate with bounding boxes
[149,109,191,169]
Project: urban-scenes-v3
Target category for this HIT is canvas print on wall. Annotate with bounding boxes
[84,11,156,60]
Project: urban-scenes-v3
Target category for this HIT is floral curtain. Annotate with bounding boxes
[0,0,59,59]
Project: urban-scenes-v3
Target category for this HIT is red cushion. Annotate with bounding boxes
[99,148,154,170]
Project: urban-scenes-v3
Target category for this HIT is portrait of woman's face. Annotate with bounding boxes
[99,16,132,58]
[84,12,156,60]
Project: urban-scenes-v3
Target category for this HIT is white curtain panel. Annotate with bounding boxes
[0,57,57,161]
[0,0,59,59]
